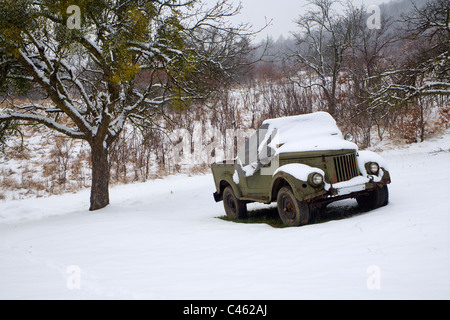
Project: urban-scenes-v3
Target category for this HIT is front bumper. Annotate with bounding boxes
[310,181,377,207]
[328,169,391,197]
[330,182,368,196]
[314,171,390,206]
[327,174,386,197]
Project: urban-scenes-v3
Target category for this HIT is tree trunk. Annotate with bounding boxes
[89,143,110,211]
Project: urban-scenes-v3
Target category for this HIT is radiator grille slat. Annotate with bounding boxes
[333,153,359,183]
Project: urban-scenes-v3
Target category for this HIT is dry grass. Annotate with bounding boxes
[1,175,20,190]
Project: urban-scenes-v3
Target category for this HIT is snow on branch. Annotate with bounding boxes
[0,111,86,139]
[368,80,450,110]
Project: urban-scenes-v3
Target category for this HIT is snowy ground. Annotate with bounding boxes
[1,133,450,300]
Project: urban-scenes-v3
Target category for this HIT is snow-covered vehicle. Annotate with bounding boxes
[211,112,391,227]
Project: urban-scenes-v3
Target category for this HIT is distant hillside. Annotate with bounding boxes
[379,0,428,19]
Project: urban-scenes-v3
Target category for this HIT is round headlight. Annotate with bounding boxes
[369,162,379,174]
[312,173,324,185]
[344,133,354,142]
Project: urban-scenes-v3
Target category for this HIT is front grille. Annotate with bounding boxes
[333,153,359,183]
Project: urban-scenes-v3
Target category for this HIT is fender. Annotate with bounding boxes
[215,172,243,201]
[270,171,306,202]
[271,170,327,202]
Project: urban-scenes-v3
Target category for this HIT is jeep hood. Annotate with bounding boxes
[261,111,357,155]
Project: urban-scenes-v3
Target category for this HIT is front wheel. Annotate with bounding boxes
[277,186,310,227]
[223,186,247,219]
[356,185,389,210]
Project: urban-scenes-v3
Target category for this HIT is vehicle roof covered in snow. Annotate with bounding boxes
[262,111,357,154]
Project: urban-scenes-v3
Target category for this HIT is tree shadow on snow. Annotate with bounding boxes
[218,199,368,228]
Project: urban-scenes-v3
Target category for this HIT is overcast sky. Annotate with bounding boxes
[217,0,391,41]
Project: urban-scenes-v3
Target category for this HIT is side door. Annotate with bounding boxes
[236,124,278,202]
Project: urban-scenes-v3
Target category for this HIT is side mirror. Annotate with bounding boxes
[344,133,354,142]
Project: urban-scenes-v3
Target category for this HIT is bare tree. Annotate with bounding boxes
[290,0,358,118]
[367,0,449,113]
[344,4,398,146]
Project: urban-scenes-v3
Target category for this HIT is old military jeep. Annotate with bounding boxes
[211,112,391,227]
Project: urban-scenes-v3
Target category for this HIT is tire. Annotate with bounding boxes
[356,185,389,210]
[277,186,310,227]
[223,186,247,219]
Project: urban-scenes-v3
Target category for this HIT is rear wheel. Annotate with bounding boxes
[356,185,389,210]
[223,186,247,219]
[277,186,310,227]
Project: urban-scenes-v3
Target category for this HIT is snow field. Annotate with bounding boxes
[1,134,450,299]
